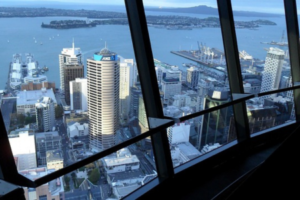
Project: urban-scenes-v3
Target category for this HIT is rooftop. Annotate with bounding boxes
[107,168,144,182]
[174,142,202,160]
[104,155,139,167]
[46,150,63,163]
[17,88,56,106]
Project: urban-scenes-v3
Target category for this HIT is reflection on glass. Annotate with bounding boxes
[167,98,236,168]
[1,1,150,180]
[144,1,230,117]
[21,139,157,199]
[231,0,291,96]
[246,91,295,135]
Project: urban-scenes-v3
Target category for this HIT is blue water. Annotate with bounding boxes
[0,9,291,89]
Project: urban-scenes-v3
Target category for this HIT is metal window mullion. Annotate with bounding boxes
[284,0,300,121]
[217,0,250,143]
[124,0,174,181]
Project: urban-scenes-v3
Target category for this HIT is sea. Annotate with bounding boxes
[0,4,292,89]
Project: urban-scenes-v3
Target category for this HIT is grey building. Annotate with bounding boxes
[35,97,55,132]
[59,41,84,105]
[35,132,61,166]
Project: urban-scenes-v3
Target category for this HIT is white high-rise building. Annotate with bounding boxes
[186,66,200,89]
[59,41,82,91]
[88,47,120,151]
[119,57,135,123]
[35,96,55,132]
[9,131,37,170]
[260,48,284,100]
[70,78,88,111]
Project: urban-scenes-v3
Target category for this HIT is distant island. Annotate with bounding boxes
[42,17,276,30]
[145,5,281,18]
[0,7,276,30]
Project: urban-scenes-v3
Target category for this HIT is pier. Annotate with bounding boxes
[171,50,219,67]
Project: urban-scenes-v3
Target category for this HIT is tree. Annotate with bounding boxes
[88,168,100,184]
[55,105,64,118]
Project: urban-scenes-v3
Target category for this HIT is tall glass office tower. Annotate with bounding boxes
[87,47,120,151]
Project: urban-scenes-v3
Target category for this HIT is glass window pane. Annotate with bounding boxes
[21,139,156,199]
[231,0,292,96]
[167,103,236,168]
[143,1,232,118]
[0,1,148,178]
[247,90,296,136]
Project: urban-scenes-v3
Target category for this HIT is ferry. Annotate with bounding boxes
[9,54,48,90]
[23,54,48,84]
[9,54,23,90]
[239,50,253,60]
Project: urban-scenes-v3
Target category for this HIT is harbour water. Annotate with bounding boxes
[0,7,290,89]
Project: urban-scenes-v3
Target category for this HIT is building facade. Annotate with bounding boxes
[260,47,284,100]
[35,97,55,132]
[119,58,134,123]
[70,78,88,111]
[186,66,200,90]
[59,41,84,105]
[8,131,37,170]
[88,47,120,151]
[199,90,232,150]
[161,66,182,102]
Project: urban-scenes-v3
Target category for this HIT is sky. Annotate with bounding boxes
[1,0,293,14]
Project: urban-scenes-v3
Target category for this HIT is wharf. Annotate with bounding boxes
[171,50,222,67]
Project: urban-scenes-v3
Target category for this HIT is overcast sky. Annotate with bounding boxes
[1,0,289,14]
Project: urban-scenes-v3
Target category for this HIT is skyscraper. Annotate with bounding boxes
[260,47,284,100]
[186,66,200,90]
[70,78,88,111]
[161,66,182,102]
[35,96,55,132]
[199,90,232,150]
[88,47,120,151]
[119,58,135,124]
[59,41,84,105]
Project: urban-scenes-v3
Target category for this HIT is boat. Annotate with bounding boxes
[9,54,48,90]
[40,42,43,45]
[239,50,253,60]
[43,65,49,71]
[9,54,22,90]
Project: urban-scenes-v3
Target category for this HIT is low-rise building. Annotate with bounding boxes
[19,167,64,200]
[67,122,88,138]
[17,88,57,115]
[36,132,61,166]
[46,150,64,171]
[8,130,37,170]
[103,148,140,174]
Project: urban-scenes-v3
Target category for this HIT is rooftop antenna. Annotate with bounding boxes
[105,41,107,49]
[72,38,75,50]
